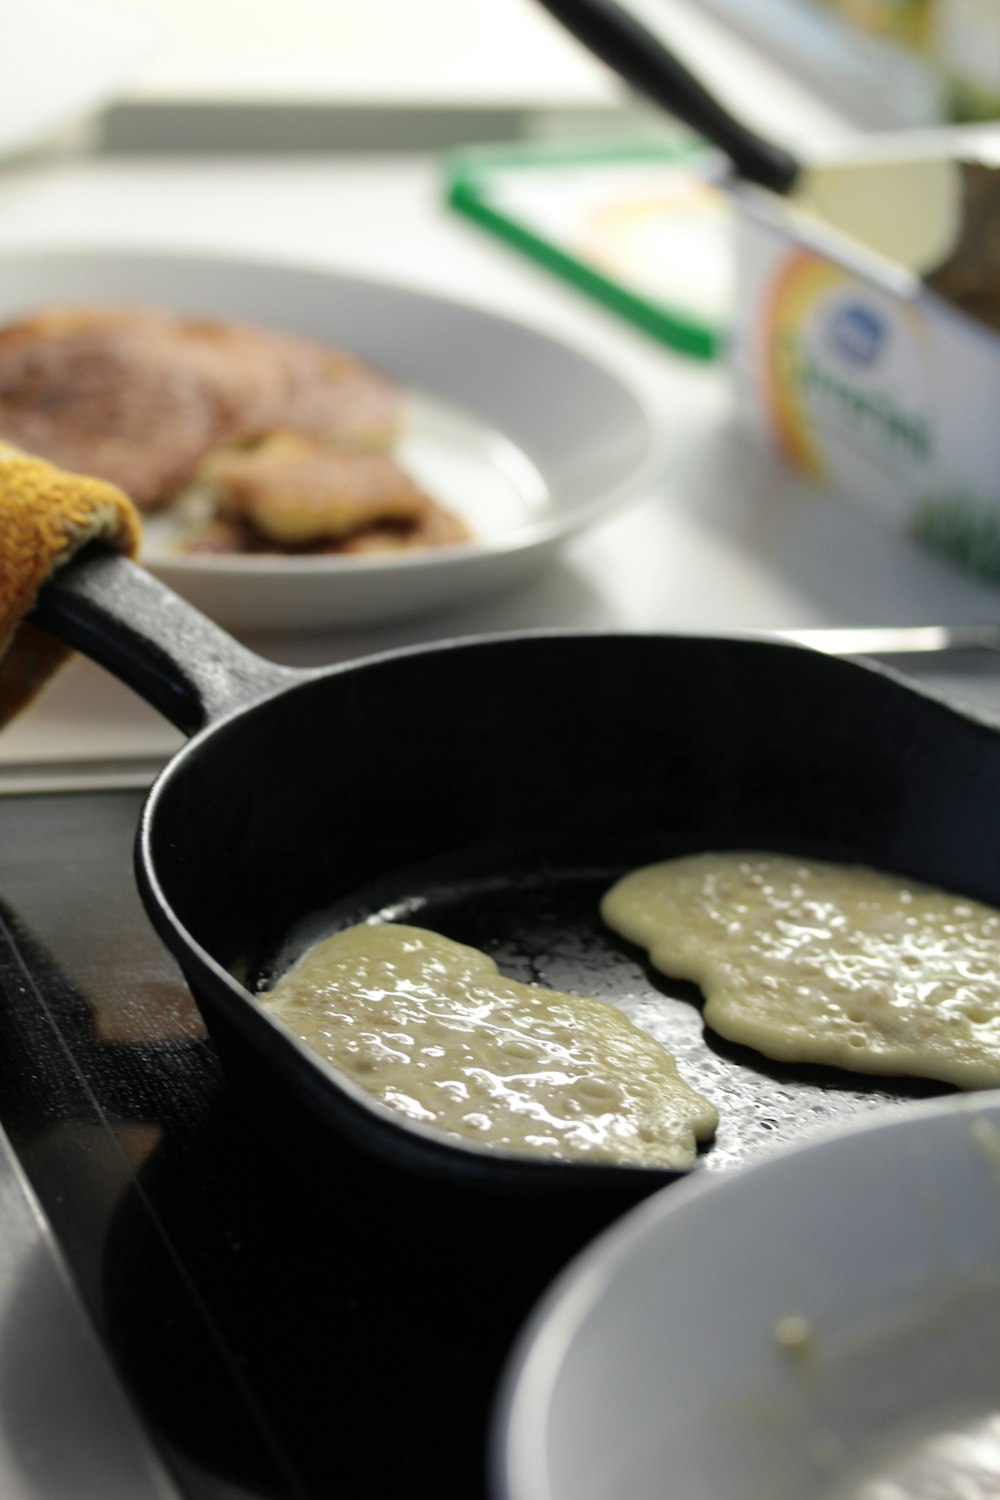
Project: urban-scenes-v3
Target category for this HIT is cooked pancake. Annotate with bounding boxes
[164,315,401,453]
[182,504,471,557]
[334,503,471,553]
[0,305,222,508]
[202,430,471,549]
[0,304,401,510]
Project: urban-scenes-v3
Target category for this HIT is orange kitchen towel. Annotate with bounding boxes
[0,440,141,726]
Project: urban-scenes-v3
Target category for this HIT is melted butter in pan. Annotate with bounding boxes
[602,852,1000,1090]
[258,922,718,1169]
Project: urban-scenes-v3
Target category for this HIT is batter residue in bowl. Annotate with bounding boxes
[257,921,718,1169]
[601,852,1000,1089]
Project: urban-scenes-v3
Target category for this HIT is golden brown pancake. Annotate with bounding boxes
[194,430,471,554]
[165,315,401,452]
[0,305,223,508]
[0,304,401,510]
[333,503,471,553]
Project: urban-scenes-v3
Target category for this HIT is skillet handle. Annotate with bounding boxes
[534,0,800,193]
[29,544,309,736]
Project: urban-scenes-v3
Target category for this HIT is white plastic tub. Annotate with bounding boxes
[727,130,1000,579]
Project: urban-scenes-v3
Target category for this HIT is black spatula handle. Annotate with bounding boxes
[536,0,800,193]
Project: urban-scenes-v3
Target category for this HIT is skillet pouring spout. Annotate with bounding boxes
[26,545,1000,1203]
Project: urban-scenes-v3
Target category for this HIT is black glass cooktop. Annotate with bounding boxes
[0,786,633,1500]
[1,778,956,1499]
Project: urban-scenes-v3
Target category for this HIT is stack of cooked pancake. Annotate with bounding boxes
[0,304,471,555]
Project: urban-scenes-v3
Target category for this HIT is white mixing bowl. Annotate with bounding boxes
[494,1091,1000,1500]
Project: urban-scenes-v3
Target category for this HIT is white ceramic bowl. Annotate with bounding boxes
[495,1091,1000,1500]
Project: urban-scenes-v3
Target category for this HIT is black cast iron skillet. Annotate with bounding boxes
[29,546,1000,1202]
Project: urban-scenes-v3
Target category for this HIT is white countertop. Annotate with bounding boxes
[2,148,1000,781]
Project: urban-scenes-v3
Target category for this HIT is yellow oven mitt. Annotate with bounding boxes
[0,441,142,727]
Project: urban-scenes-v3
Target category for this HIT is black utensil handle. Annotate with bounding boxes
[29,544,308,736]
[535,0,800,193]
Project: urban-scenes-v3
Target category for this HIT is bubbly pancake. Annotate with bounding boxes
[258,922,718,1169]
[601,852,1000,1089]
